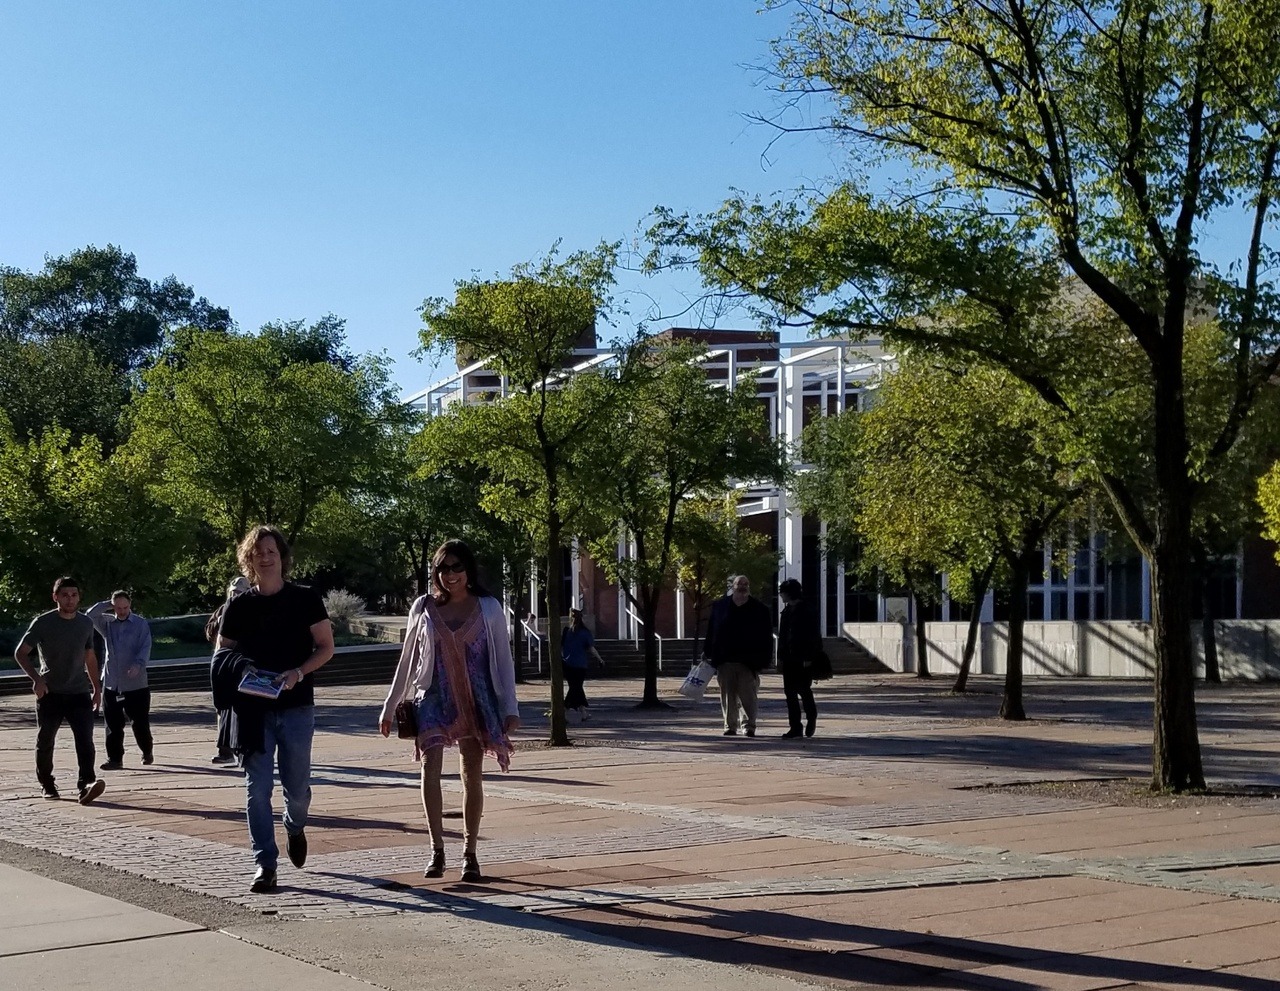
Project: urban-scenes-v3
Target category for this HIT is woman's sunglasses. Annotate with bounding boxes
[436,561,467,574]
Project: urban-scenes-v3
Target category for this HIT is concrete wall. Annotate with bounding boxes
[843,619,1280,680]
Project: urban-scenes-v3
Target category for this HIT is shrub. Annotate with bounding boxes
[324,589,367,634]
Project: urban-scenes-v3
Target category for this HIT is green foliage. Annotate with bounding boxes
[129,319,408,546]
[0,337,130,447]
[1259,462,1280,560]
[0,244,229,371]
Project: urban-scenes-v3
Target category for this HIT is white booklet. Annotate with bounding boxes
[237,669,283,700]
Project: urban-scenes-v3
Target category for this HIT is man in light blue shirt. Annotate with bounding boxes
[87,590,153,769]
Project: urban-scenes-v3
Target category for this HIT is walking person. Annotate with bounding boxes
[379,539,520,884]
[14,577,105,804]
[561,609,602,721]
[777,579,820,739]
[216,526,333,893]
[701,575,773,736]
[87,591,154,768]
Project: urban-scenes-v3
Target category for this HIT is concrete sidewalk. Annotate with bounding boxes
[2,674,1279,990]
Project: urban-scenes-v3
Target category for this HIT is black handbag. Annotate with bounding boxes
[810,649,833,681]
[395,697,418,739]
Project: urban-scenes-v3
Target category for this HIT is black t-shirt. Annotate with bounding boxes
[219,582,328,709]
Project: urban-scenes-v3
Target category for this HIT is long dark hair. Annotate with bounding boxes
[431,538,490,605]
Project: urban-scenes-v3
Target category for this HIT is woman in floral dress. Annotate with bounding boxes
[379,539,520,882]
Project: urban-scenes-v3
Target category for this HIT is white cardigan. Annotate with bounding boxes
[378,595,520,724]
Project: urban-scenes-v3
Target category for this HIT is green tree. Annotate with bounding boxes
[0,337,128,447]
[584,340,788,707]
[419,245,618,745]
[129,319,406,550]
[0,418,191,622]
[0,244,229,371]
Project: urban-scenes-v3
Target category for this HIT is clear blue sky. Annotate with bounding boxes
[0,2,842,391]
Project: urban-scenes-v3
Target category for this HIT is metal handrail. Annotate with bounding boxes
[625,606,664,672]
[521,618,546,675]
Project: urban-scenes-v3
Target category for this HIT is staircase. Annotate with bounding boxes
[823,636,892,674]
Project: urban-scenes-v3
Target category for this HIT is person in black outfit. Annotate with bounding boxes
[777,578,819,738]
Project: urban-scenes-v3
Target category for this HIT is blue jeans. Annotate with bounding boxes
[242,705,314,870]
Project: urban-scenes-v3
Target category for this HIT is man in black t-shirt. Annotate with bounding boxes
[217,526,332,894]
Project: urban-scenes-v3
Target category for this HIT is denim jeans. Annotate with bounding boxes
[242,705,314,870]
[36,692,97,792]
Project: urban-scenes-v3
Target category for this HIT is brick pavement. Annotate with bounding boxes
[3,674,1280,989]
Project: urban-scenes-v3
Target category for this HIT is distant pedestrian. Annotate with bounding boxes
[14,577,105,804]
[702,575,773,736]
[86,591,154,768]
[380,539,520,884]
[217,526,333,894]
[561,609,602,721]
[207,577,251,764]
[777,579,819,739]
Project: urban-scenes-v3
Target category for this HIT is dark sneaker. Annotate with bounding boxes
[78,780,105,805]
[745,727,756,738]
[100,760,123,771]
[805,720,816,738]
[41,785,60,801]
[286,830,308,869]
[781,728,802,739]
[722,728,737,736]
[249,867,277,893]
[210,752,236,765]
[142,752,154,766]
[424,848,446,879]
[461,851,482,883]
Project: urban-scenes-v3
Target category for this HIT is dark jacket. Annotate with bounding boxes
[209,646,268,755]
[778,598,822,672]
[703,594,774,673]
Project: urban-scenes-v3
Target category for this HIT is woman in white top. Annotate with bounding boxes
[379,539,519,883]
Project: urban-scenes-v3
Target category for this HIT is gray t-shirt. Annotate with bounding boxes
[17,610,95,695]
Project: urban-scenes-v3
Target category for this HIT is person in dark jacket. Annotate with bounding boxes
[777,578,820,738]
[701,575,773,736]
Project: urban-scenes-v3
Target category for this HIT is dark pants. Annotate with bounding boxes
[36,692,97,792]
[564,667,588,709]
[783,668,817,731]
[104,687,153,762]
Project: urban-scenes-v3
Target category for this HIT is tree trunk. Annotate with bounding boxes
[637,597,672,709]
[953,557,997,694]
[1000,553,1030,721]
[545,515,569,746]
[912,593,931,678]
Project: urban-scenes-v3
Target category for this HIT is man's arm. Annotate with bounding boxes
[84,600,112,635]
[14,643,47,699]
[275,619,335,690]
[85,647,102,711]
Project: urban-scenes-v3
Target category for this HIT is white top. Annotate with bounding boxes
[378,594,520,724]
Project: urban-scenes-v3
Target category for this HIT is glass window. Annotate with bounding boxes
[1028,592,1045,620]
[1074,547,1092,586]
[1051,591,1068,619]
[1074,591,1091,620]
[1094,592,1106,620]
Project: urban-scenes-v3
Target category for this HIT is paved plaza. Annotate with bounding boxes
[2,673,1279,990]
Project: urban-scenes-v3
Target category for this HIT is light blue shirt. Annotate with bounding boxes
[86,602,152,692]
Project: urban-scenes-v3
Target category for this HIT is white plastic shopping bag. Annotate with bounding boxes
[678,660,716,701]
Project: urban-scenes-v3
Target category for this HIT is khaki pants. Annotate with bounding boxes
[717,662,759,732]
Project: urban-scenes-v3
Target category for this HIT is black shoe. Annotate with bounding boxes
[142,752,154,766]
[722,728,737,736]
[461,851,482,883]
[424,848,445,879]
[805,721,816,738]
[41,785,60,801]
[249,867,277,893]
[781,728,802,739]
[745,727,756,738]
[100,760,123,771]
[78,780,105,805]
[287,830,308,869]
[210,752,236,765]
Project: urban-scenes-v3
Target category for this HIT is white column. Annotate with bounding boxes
[616,534,627,639]
[779,362,803,586]
[835,559,846,631]
[818,518,829,635]
[528,565,538,622]
[570,538,582,610]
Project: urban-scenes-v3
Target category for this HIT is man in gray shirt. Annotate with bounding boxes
[87,590,153,769]
[15,576,105,804]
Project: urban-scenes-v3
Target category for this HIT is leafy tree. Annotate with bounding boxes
[129,319,406,548]
[419,245,618,745]
[0,418,191,622]
[0,337,128,447]
[0,244,229,371]
[1260,463,1280,563]
[583,340,788,707]
[652,0,1280,790]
